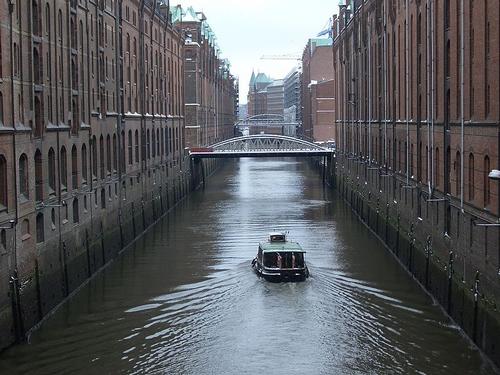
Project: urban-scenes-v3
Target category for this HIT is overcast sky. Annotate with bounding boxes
[175,0,338,104]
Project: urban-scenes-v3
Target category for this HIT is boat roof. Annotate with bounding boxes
[259,241,305,253]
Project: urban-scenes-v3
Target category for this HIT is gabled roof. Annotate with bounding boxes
[255,72,273,85]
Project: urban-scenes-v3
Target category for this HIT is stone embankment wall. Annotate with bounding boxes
[330,155,500,367]
[0,158,217,352]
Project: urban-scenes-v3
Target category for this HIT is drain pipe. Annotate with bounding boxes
[460,0,464,210]
[368,18,372,166]
[426,0,431,192]
[405,0,410,186]
[430,0,435,189]
[383,0,388,170]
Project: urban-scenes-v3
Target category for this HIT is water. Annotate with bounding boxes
[0,159,497,374]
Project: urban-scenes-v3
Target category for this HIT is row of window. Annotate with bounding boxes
[0,125,180,209]
[341,131,493,208]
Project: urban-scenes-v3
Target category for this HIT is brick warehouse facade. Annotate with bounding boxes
[0,0,236,350]
[332,0,500,364]
[173,6,238,148]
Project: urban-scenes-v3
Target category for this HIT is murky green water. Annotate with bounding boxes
[0,159,497,374]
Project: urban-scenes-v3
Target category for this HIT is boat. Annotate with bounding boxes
[251,232,309,282]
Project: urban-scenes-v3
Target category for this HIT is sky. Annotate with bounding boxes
[175,0,338,104]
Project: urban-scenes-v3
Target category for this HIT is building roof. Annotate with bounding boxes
[255,72,273,85]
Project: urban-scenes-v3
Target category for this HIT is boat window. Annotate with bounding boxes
[263,252,304,268]
[270,234,285,242]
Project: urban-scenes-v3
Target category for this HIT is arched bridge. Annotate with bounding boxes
[189,134,333,159]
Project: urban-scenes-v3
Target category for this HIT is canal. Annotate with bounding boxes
[0,159,497,374]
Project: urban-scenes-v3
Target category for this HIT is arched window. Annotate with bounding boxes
[135,130,139,162]
[32,0,40,36]
[161,128,165,155]
[0,155,7,208]
[35,149,43,201]
[45,4,50,38]
[81,144,88,183]
[48,148,56,192]
[112,134,117,171]
[19,153,29,198]
[484,155,491,207]
[36,213,44,243]
[73,198,79,223]
[455,150,461,195]
[106,134,111,173]
[71,145,78,189]
[128,130,132,165]
[99,135,104,179]
[468,153,475,201]
[92,136,97,178]
[126,33,130,54]
[152,128,156,158]
[60,146,67,189]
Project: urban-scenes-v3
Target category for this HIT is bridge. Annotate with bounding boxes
[189,134,333,159]
[189,135,333,187]
[234,114,300,136]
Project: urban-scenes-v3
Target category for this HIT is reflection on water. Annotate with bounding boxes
[0,159,497,375]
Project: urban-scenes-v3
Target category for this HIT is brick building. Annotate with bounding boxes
[332,0,500,363]
[301,38,334,140]
[173,6,238,148]
[310,79,335,142]
[0,0,232,350]
[247,71,272,116]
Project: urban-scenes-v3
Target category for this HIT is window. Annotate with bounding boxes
[81,144,88,183]
[19,154,29,198]
[112,134,117,171]
[435,147,440,187]
[106,135,111,173]
[484,156,490,207]
[468,153,475,201]
[0,155,7,208]
[99,136,104,179]
[92,136,97,178]
[48,148,56,192]
[152,129,156,158]
[147,129,151,159]
[128,130,132,164]
[34,97,42,137]
[71,145,78,189]
[21,219,30,237]
[156,129,160,156]
[35,150,43,201]
[135,130,139,162]
[100,188,106,209]
[36,213,44,243]
[73,199,79,223]
[455,150,461,195]
[0,92,4,125]
[60,146,67,189]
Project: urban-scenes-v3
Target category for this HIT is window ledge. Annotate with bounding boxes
[21,234,31,241]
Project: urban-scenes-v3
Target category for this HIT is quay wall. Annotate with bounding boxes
[330,154,500,367]
[0,156,218,352]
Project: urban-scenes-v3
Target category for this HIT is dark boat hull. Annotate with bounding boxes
[251,258,309,282]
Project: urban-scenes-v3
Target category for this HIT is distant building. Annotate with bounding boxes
[247,72,273,116]
[266,80,284,116]
[310,79,335,142]
[301,38,334,140]
[284,65,302,124]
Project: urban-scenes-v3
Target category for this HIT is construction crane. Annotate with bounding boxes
[260,54,301,61]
